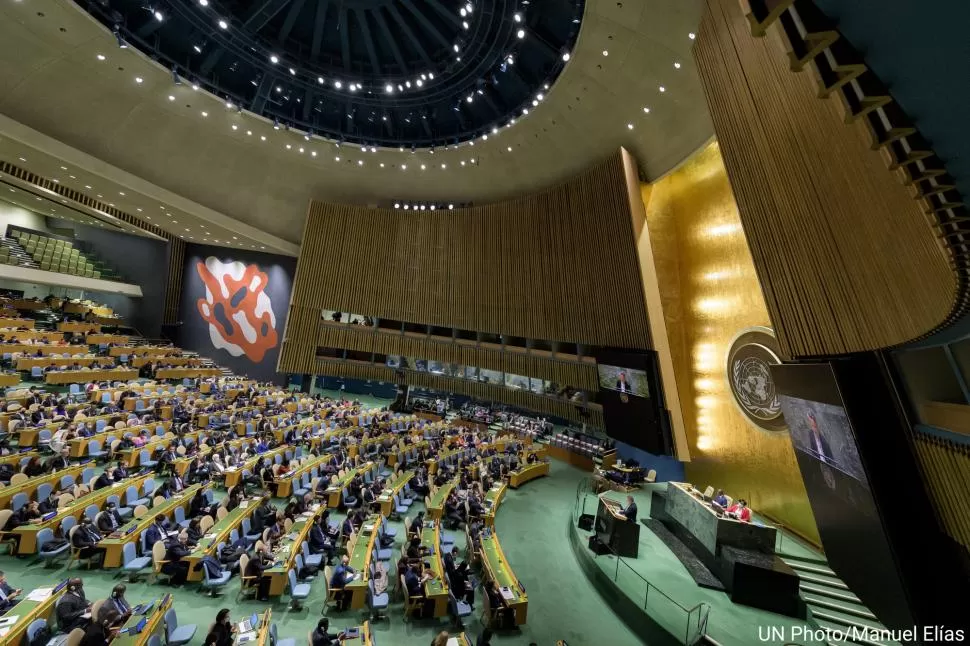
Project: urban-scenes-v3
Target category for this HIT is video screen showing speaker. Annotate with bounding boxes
[593,349,669,455]
[771,362,910,629]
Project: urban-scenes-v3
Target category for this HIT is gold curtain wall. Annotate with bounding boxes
[640,141,819,544]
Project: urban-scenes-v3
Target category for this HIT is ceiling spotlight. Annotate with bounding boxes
[96,54,106,61]
[416,79,423,87]
[380,163,385,167]
[225,100,234,109]
[385,84,394,93]
[191,82,200,91]
[532,99,538,106]
[311,151,316,156]
[514,12,522,22]
[168,95,175,101]
[335,156,341,162]
[334,81,342,89]
[462,21,469,29]
[465,3,473,13]
[492,126,498,134]
[516,29,525,38]
[659,85,666,92]
[199,0,208,5]
[507,146,512,152]
[522,108,529,115]
[453,44,460,52]
[134,76,143,84]
[689,32,696,40]
[349,84,358,92]
[470,157,476,163]
[643,106,651,113]
[674,62,682,69]
[404,204,410,210]
[289,68,296,76]
[358,160,364,166]
[537,93,544,101]
[260,135,266,141]
[269,54,279,64]
[461,161,466,166]
[420,205,426,210]
[394,203,400,208]
[421,164,426,170]
[154,10,164,22]
[428,73,434,80]
[562,52,570,61]
[402,164,407,170]
[370,147,377,153]
[627,123,634,130]
[273,119,280,130]
[602,50,609,56]
[466,95,473,103]
[217,19,228,29]
[193,44,202,53]
[430,205,436,210]
[317,77,325,84]
[449,204,454,209]
[201,111,208,117]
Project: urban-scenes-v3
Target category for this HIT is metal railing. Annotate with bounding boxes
[573,477,710,645]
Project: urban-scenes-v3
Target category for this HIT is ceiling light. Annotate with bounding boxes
[385,84,394,93]
[96,54,106,61]
[659,85,666,92]
[516,29,525,39]
[335,156,340,161]
[602,50,609,56]
[199,0,208,5]
[449,204,454,209]
[562,52,570,61]
[460,7,467,17]
[470,158,475,163]
[311,151,316,157]
[674,62,681,69]
[465,3,473,13]
[154,10,164,22]
[401,164,407,170]
[270,54,279,64]
[246,130,252,136]
[689,32,696,40]
[135,77,143,84]
[460,161,466,166]
[380,163,385,168]
[260,135,266,141]
[466,95,473,103]
[225,100,234,109]
[370,147,376,153]
[168,95,175,101]
[201,111,208,117]
[532,100,538,106]
[441,164,447,169]
[286,144,292,150]
[453,44,460,52]
[507,146,512,152]
[358,160,363,166]
[522,108,529,115]
[404,204,410,210]
[416,79,423,87]
[462,21,469,29]
[394,203,400,208]
[85,185,92,189]
[349,84,358,92]
[627,123,634,130]
[317,77,324,84]
[113,28,128,49]
[420,205,426,211]
[514,12,522,22]
[218,19,228,29]
[289,68,296,76]
[428,73,435,80]
[334,81,342,89]
[119,191,125,196]
[192,83,200,91]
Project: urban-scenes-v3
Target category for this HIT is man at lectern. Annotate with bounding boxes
[617,495,638,522]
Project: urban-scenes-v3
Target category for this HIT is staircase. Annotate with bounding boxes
[779,553,900,646]
[0,236,39,268]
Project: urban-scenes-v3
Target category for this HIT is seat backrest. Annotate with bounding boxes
[0,509,12,531]
[11,492,28,511]
[26,619,47,641]
[66,627,85,646]
[287,568,298,591]
[10,472,28,486]
[152,540,167,565]
[122,541,137,564]
[164,608,177,637]
[134,504,149,518]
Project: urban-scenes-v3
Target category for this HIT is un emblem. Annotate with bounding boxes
[726,327,787,432]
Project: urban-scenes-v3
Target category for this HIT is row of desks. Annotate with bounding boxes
[45,368,139,384]
[185,494,267,582]
[0,463,86,509]
[265,506,325,596]
[0,343,88,355]
[0,581,67,645]
[345,514,381,608]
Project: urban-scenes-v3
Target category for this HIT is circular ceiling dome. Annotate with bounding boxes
[83,0,584,148]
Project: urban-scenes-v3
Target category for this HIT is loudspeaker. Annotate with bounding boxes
[578,514,594,531]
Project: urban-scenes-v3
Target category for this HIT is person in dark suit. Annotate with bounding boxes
[330,555,357,610]
[162,534,191,584]
[806,412,832,462]
[619,495,638,523]
[144,515,168,550]
[113,461,129,480]
[72,518,105,564]
[308,516,336,564]
[168,472,186,495]
[244,549,273,601]
[47,448,71,472]
[203,608,235,646]
[93,468,115,491]
[0,570,22,613]
[56,578,92,633]
[310,618,343,646]
[38,491,61,515]
[615,372,634,394]
[96,502,123,534]
[22,456,45,477]
[189,490,212,518]
[476,628,493,646]
[81,607,121,646]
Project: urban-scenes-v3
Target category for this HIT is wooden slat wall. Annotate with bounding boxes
[281,150,651,354]
[163,238,185,326]
[913,432,970,551]
[692,0,958,358]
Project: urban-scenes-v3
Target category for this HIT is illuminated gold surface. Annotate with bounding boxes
[640,141,819,544]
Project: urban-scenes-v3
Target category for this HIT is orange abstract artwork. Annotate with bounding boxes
[196,257,278,362]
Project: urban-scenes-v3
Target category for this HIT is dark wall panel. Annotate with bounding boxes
[177,244,295,384]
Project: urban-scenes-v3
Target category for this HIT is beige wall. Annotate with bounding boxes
[638,141,819,544]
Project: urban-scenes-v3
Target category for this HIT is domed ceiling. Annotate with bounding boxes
[83,0,583,147]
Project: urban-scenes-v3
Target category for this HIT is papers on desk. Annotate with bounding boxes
[447,639,460,646]
[26,587,53,602]
[499,586,515,601]
[362,523,375,533]
[311,503,321,511]
[237,631,257,643]
[204,533,217,540]
[0,615,20,628]
[239,500,249,509]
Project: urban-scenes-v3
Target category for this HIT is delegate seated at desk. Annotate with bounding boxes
[726,499,751,523]
[616,495,638,523]
[330,555,358,611]
[57,578,93,633]
[0,570,23,613]
[713,489,729,508]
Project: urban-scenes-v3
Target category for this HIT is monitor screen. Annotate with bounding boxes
[779,395,868,487]
[597,364,650,399]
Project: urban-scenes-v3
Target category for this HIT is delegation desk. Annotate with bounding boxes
[11,473,151,554]
[339,622,374,646]
[321,462,374,509]
[116,432,198,469]
[419,522,449,617]
[484,483,506,527]
[16,356,99,370]
[0,329,58,342]
[377,470,414,517]
[342,514,380,608]
[480,529,528,625]
[0,581,67,645]
[130,356,189,368]
[100,483,210,567]
[0,463,85,509]
[264,506,325,596]
[88,334,130,345]
[426,481,456,521]
[235,609,272,645]
[274,454,333,499]
[64,302,113,317]
[68,422,172,458]
[0,373,19,387]
[45,368,138,385]
[185,495,266,582]
[1,343,88,355]
[509,461,550,488]
[109,346,173,357]
[0,449,37,468]
[155,368,223,380]
[223,446,289,489]
[0,317,34,328]
[58,322,100,334]
[111,593,173,646]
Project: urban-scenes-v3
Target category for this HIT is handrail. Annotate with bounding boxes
[573,476,710,645]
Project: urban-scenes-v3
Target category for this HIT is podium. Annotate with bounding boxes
[595,496,640,557]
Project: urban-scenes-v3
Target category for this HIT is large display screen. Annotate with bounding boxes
[780,396,868,487]
[597,364,650,399]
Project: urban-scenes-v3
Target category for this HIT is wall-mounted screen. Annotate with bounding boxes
[779,396,868,487]
[597,364,650,399]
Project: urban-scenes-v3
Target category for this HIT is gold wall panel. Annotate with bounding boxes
[641,141,819,544]
[913,433,970,551]
[693,0,957,358]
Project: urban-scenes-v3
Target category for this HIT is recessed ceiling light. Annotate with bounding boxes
[562,52,570,61]
[385,84,394,94]
[246,130,252,136]
[199,0,208,6]
[85,185,92,189]
[60,166,67,170]
[334,81,342,89]
[380,163,385,168]
[216,19,228,29]
[335,156,340,162]
[507,146,512,152]
[674,62,682,69]
[516,29,525,39]
[260,135,266,141]
[358,160,363,166]
[659,85,666,92]
[135,77,143,84]
[96,54,106,61]
[136,208,142,212]
[119,192,125,196]
[627,123,634,130]
[514,12,522,22]
[270,54,279,64]
[311,151,317,157]
[201,111,208,117]
[689,32,696,40]
[154,10,164,21]
[602,50,609,57]
[289,68,296,76]
[317,77,324,84]
[401,164,407,170]
[231,124,238,130]
[643,107,651,113]
[168,95,175,101]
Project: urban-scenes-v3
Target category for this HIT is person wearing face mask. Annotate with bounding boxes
[56,577,92,633]
[80,607,120,646]
[71,517,105,565]
[96,502,123,534]
[203,608,235,646]
[97,584,132,625]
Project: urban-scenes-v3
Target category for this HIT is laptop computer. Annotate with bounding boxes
[236,612,259,633]
[123,617,148,635]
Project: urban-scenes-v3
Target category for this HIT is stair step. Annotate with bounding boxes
[802,595,877,620]
[787,561,838,578]
[799,583,862,605]
[797,572,850,590]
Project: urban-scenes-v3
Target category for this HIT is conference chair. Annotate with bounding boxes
[287,568,311,610]
[401,574,424,621]
[26,619,49,646]
[237,553,258,602]
[321,566,339,615]
[36,527,69,567]
[66,627,85,646]
[0,510,17,554]
[268,624,297,646]
[645,469,657,484]
[107,494,133,520]
[448,589,472,628]
[121,542,152,582]
[201,559,232,596]
[367,578,389,621]
[163,608,197,646]
[151,540,171,584]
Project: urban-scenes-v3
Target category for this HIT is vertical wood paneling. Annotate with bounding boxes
[693,0,957,358]
[913,433,970,551]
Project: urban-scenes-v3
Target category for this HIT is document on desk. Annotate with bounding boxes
[237,630,258,643]
[446,639,460,646]
[26,587,53,602]
[0,615,20,628]
[500,586,515,601]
